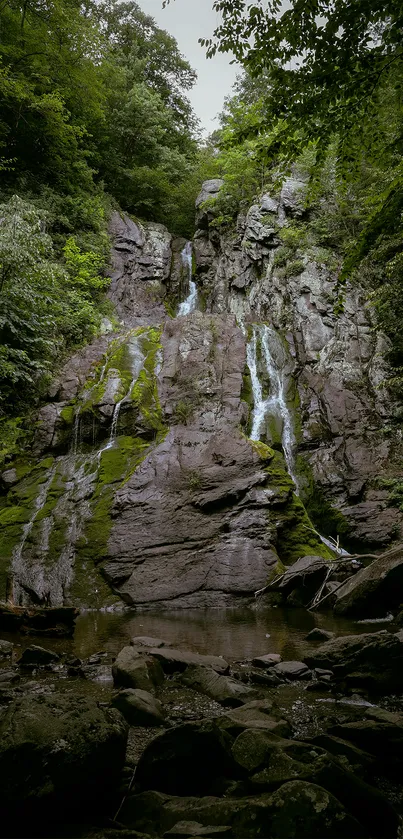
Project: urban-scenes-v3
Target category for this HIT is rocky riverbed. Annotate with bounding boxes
[2,616,403,838]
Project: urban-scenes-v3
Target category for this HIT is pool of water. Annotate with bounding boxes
[2,606,394,662]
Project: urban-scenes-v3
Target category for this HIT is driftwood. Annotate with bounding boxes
[0,603,79,636]
[255,541,403,610]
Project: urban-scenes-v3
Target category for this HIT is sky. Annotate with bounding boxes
[139,0,240,134]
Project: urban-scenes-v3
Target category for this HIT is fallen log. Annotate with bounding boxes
[0,603,79,636]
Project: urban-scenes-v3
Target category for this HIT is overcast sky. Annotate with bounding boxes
[139,0,240,134]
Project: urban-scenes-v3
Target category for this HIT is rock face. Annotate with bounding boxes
[193,182,403,547]
[1,180,401,611]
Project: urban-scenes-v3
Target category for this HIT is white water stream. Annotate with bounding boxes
[246,324,299,489]
[178,241,198,316]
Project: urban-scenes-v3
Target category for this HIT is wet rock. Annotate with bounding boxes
[0,639,13,656]
[113,688,166,726]
[112,646,164,692]
[0,693,128,830]
[134,646,229,676]
[0,670,19,684]
[249,669,282,688]
[304,630,403,692]
[180,665,256,707]
[135,720,239,795]
[272,660,312,681]
[305,628,335,641]
[252,653,282,668]
[19,644,60,667]
[333,547,403,617]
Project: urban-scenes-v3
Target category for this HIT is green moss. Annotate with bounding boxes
[249,447,332,566]
[250,440,275,462]
[59,405,75,425]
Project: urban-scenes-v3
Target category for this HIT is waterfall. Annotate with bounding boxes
[178,242,198,316]
[246,324,299,489]
[104,336,145,449]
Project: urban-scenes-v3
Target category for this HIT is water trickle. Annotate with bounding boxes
[246,324,299,489]
[104,336,145,450]
[11,465,57,601]
[178,241,198,316]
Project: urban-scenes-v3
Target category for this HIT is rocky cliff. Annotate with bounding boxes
[1,183,401,610]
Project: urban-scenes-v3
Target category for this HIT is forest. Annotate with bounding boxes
[0,0,402,465]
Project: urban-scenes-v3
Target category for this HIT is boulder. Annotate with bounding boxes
[304,630,403,692]
[333,547,403,617]
[112,646,164,692]
[180,665,256,707]
[252,653,282,668]
[0,640,13,656]
[131,636,169,648]
[272,660,311,680]
[268,780,365,838]
[19,644,60,667]
[216,700,291,738]
[0,693,128,830]
[112,688,165,726]
[135,720,239,795]
[330,706,403,772]
[133,646,229,676]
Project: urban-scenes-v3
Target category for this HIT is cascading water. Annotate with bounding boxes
[104,336,145,449]
[245,323,299,490]
[178,241,198,316]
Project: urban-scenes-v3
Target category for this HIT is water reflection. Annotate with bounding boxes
[1,607,395,663]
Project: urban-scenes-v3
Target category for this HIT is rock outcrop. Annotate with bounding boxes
[0,180,401,611]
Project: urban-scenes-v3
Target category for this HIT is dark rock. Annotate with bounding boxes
[164,822,232,837]
[180,665,256,707]
[112,646,164,692]
[19,644,60,666]
[330,706,403,771]
[334,547,403,617]
[135,720,239,795]
[0,604,79,636]
[268,780,365,838]
[0,693,128,830]
[113,689,166,726]
[310,734,375,772]
[0,670,19,684]
[272,660,312,680]
[249,669,282,687]
[304,630,403,692]
[305,628,335,641]
[252,653,281,668]
[0,640,13,656]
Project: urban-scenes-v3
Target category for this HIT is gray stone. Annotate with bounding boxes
[217,700,291,737]
[252,653,282,668]
[131,636,169,648]
[304,630,403,691]
[1,468,18,487]
[272,661,311,680]
[134,646,229,675]
[0,640,13,656]
[180,665,256,707]
[112,688,165,726]
[112,646,164,692]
